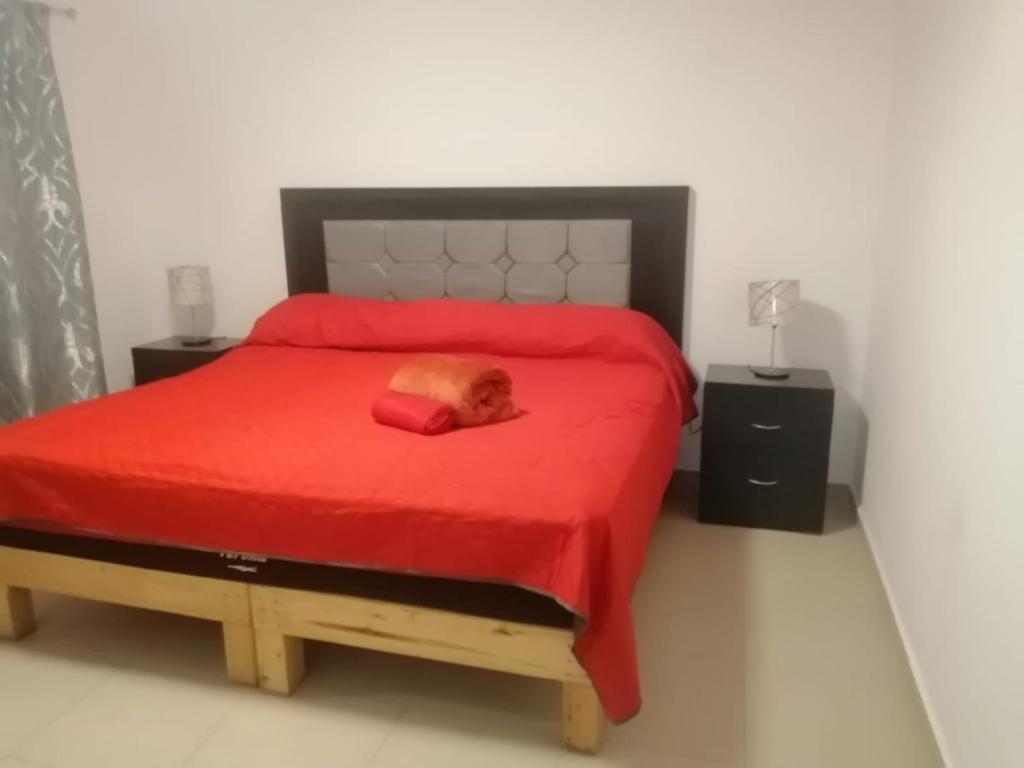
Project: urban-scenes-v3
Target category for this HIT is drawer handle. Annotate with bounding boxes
[750,423,782,431]
[747,477,779,487]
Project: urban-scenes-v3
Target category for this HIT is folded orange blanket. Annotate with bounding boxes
[389,354,518,427]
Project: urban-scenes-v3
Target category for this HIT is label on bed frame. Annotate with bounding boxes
[218,551,268,573]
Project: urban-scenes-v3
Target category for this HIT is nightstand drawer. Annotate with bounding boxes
[703,384,832,455]
[698,450,829,533]
[698,365,834,534]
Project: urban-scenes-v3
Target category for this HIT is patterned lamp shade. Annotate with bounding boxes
[167,266,213,307]
[748,280,800,327]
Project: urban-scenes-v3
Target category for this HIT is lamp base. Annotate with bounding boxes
[181,337,213,347]
[748,364,790,380]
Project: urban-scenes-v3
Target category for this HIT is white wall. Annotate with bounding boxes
[860,1,1024,765]
[51,0,897,483]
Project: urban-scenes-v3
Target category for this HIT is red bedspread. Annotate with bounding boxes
[0,296,697,721]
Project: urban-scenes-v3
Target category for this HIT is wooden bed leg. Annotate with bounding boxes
[222,622,258,686]
[562,681,605,754]
[0,585,37,640]
[255,630,306,694]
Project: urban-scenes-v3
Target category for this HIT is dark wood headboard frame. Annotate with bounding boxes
[280,187,690,345]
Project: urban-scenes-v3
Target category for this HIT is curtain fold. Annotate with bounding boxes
[0,0,106,423]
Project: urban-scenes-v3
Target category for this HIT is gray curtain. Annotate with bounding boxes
[0,0,105,423]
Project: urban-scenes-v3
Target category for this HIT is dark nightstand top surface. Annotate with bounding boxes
[706,364,833,391]
[132,336,243,353]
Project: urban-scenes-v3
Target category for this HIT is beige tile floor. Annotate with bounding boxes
[0,479,943,768]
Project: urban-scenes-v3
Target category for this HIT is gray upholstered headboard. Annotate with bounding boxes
[322,219,630,306]
[281,187,689,344]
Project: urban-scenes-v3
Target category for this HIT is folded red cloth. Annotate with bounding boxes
[371,391,455,435]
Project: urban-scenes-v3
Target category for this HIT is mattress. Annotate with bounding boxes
[0,295,696,721]
[0,524,574,628]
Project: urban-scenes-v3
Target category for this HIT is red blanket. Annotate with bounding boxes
[0,295,697,721]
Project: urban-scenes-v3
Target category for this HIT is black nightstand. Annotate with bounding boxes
[698,364,834,534]
[131,337,243,386]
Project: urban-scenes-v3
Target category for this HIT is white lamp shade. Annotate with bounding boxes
[748,280,800,326]
[168,266,213,307]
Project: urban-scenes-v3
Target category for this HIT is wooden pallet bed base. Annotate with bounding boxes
[0,545,258,686]
[249,583,606,753]
[0,545,605,753]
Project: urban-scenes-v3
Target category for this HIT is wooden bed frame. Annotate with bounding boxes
[0,186,690,754]
[0,550,601,751]
[0,545,258,687]
[249,585,604,752]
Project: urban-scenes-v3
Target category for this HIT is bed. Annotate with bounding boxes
[0,186,692,753]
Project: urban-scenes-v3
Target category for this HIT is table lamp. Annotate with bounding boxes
[167,265,213,346]
[748,279,799,379]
